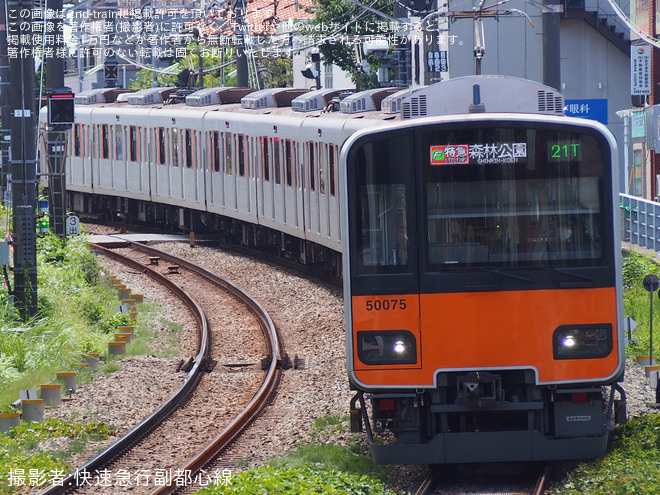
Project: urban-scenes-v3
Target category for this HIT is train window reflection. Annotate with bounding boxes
[427,177,602,267]
[359,184,408,267]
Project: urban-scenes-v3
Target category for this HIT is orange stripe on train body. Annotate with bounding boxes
[351,288,619,387]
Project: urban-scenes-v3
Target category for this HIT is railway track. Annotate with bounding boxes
[40,236,283,495]
[414,463,552,495]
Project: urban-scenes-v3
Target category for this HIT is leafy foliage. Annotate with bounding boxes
[551,415,660,494]
[621,251,660,357]
[311,0,392,88]
[130,45,241,90]
[194,464,397,495]
[257,55,293,88]
[130,67,179,90]
[622,250,659,290]
[0,233,133,409]
[0,419,116,494]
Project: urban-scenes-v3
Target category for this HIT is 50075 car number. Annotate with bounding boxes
[365,299,407,311]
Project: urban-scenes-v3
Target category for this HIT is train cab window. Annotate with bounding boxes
[347,134,414,273]
[421,125,609,269]
[101,125,109,159]
[171,128,179,167]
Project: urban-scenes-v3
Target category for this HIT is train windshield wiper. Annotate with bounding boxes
[478,268,532,283]
[546,267,593,282]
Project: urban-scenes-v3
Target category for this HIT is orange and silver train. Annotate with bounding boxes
[41,74,624,465]
[342,81,625,464]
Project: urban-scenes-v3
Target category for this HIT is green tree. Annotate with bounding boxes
[310,0,392,89]
[129,66,178,90]
[130,44,239,90]
[256,54,293,88]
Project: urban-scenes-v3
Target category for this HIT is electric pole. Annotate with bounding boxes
[0,1,10,201]
[235,0,249,87]
[8,0,38,319]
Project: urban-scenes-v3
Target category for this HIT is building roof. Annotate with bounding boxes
[186,0,314,37]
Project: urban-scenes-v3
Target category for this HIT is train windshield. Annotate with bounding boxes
[422,124,610,269]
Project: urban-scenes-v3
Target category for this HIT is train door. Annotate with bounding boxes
[147,127,155,198]
[258,136,274,221]
[273,137,284,224]
[284,139,299,229]
[91,124,100,190]
[305,141,321,236]
[327,144,339,242]
[99,124,110,190]
[319,143,335,240]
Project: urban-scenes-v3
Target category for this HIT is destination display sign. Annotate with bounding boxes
[430,142,528,166]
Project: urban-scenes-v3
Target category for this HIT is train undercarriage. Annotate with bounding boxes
[68,190,342,279]
[351,369,627,464]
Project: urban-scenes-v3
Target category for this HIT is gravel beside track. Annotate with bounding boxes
[28,235,660,494]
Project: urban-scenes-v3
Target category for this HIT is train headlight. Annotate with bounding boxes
[553,324,613,360]
[357,330,417,365]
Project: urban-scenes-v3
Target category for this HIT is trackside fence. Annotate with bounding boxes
[620,193,660,252]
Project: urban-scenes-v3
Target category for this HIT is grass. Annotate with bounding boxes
[0,224,190,494]
[192,415,400,495]
[0,418,116,494]
[548,249,660,494]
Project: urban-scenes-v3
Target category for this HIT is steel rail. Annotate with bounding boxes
[39,242,210,495]
[532,463,553,495]
[39,238,281,495]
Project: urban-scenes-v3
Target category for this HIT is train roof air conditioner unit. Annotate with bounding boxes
[291,89,343,113]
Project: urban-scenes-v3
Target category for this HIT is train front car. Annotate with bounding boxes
[343,111,624,465]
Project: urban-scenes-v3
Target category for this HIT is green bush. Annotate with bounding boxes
[551,415,660,494]
[193,465,397,495]
[0,418,116,494]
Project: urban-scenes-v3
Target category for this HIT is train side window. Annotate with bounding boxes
[185,129,193,169]
[129,126,137,162]
[101,125,109,159]
[238,134,246,177]
[308,142,316,191]
[274,138,281,185]
[92,125,98,159]
[84,125,90,159]
[212,131,220,172]
[224,132,233,175]
[74,124,81,157]
[195,130,201,171]
[319,144,326,195]
[285,140,293,187]
[262,137,270,181]
[171,128,179,167]
[137,127,142,162]
[115,125,123,161]
[158,127,166,165]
